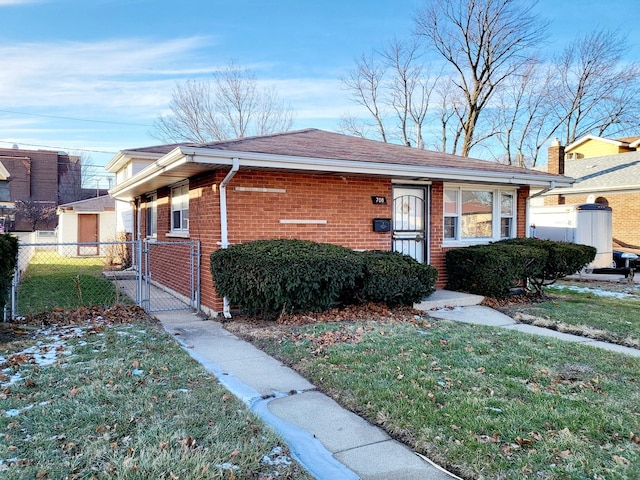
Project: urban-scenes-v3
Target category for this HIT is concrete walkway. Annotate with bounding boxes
[157,311,460,480]
[154,286,639,479]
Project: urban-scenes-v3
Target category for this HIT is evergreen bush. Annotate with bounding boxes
[356,250,437,306]
[210,239,362,314]
[0,234,19,310]
[497,238,596,294]
[446,238,596,298]
[446,243,547,298]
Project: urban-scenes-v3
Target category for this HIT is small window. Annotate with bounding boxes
[443,189,458,239]
[146,193,157,238]
[500,192,514,238]
[171,182,189,233]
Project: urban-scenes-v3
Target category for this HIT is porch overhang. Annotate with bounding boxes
[109,146,574,201]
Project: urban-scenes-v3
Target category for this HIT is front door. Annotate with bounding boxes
[392,186,428,263]
[78,214,99,256]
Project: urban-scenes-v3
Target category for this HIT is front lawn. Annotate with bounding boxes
[0,316,311,479]
[228,313,640,479]
[498,281,640,348]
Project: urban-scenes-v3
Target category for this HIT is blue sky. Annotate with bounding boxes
[0,0,638,185]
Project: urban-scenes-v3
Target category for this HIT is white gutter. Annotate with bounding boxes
[526,181,556,238]
[178,147,572,186]
[109,149,573,200]
[219,158,240,318]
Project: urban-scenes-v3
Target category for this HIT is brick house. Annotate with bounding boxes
[0,147,82,231]
[540,136,640,249]
[106,129,572,316]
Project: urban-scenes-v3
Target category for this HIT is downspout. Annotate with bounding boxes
[526,181,556,238]
[219,158,240,318]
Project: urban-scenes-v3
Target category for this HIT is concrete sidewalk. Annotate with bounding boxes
[156,311,460,480]
[426,304,640,357]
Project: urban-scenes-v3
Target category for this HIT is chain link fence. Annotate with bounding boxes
[7,239,199,319]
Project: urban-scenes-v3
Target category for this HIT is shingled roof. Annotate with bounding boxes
[557,150,640,195]
[125,129,560,178]
[110,129,572,199]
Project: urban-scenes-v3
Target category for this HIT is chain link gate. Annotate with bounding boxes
[8,239,200,319]
[139,239,200,313]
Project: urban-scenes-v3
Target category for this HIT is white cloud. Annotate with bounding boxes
[0,37,216,111]
[0,0,41,5]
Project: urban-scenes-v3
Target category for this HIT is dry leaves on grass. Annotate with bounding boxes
[1,305,156,345]
[226,302,431,350]
[23,304,156,327]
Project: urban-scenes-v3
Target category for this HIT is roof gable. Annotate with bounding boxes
[0,160,9,180]
[58,195,115,212]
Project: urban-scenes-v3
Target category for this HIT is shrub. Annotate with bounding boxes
[210,239,362,314]
[0,233,19,310]
[497,238,596,294]
[355,250,437,306]
[446,243,547,298]
[446,238,597,298]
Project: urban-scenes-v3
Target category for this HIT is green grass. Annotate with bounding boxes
[17,252,125,316]
[0,320,311,479]
[499,285,640,348]
[235,318,640,479]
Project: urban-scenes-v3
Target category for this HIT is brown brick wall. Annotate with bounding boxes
[0,148,82,231]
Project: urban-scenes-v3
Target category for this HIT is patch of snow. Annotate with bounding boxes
[1,324,87,387]
[550,285,634,299]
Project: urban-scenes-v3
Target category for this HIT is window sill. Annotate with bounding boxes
[166,232,190,238]
[442,237,513,248]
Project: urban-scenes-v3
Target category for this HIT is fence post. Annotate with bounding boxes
[10,263,18,320]
[136,239,144,307]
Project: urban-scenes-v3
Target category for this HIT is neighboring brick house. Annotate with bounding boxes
[106,129,571,316]
[0,147,82,231]
[540,136,640,248]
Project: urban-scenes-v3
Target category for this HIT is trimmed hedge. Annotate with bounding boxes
[210,239,362,314]
[446,238,596,298]
[210,240,438,316]
[446,243,547,298]
[497,238,596,294]
[0,233,19,310]
[356,250,437,306]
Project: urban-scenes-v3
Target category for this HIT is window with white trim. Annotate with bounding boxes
[146,193,157,238]
[500,192,514,239]
[443,186,517,243]
[170,182,189,234]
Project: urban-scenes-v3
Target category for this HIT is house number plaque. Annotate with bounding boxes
[371,196,387,205]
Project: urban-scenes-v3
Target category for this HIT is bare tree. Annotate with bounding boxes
[340,53,389,142]
[492,29,640,167]
[15,200,57,231]
[493,61,554,166]
[340,39,438,148]
[154,61,295,143]
[548,30,640,145]
[431,77,465,153]
[58,153,103,204]
[382,38,437,148]
[415,0,546,157]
